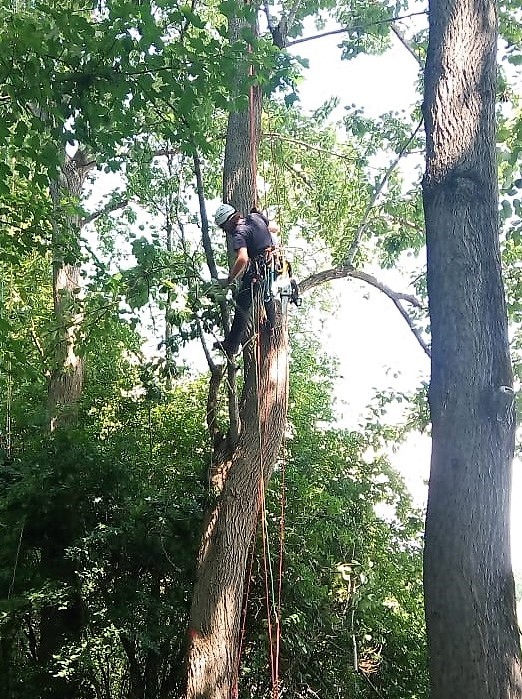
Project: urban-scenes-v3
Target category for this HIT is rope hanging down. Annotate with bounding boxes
[232,284,287,699]
[230,37,294,698]
[253,294,285,699]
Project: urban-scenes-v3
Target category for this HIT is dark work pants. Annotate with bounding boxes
[225,265,276,354]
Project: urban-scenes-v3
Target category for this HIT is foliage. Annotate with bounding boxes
[0,337,209,698]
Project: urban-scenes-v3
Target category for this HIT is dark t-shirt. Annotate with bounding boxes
[231,213,273,258]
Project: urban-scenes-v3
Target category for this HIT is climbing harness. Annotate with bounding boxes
[272,254,301,311]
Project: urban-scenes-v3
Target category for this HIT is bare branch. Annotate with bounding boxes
[344,117,423,266]
[349,269,424,309]
[298,263,355,293]
[194,314,226,445]
[81,197,129,227]
[193,152,218,280]
[29,326,46,363]
[286,11,428,47]
[192,150,240,440]
[391,25,424,67]
[283,160,313,190]
[206,364,224,442]
[299,264,430,357]
[389,296,431,357]
[263,132,353,162]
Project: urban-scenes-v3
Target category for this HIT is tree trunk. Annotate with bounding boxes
[422,1,522,697]
[222,11,262,213]
[47,150,89,430]
[39,150,91,698]
[186,320,288,699]
[185,11,290,695]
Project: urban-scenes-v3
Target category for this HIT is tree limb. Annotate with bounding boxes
[193,151,240,442]
[286,11,428,47]
[263,132,353,162]
[193,153,218,280]
[391,25,424,67]
[299,264,430,357]
[81,197,129,226]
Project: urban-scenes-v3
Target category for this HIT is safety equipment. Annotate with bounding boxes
[214,203,236,226]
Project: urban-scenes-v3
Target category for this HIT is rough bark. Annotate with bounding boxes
[47,150,91,429]
[185,9,290,697]
[39,149,92,698]
[222,8,262,213]
[422,1,522,697]
[186,314,288,699]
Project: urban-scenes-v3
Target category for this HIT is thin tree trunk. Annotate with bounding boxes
[422,0,522,696]
[47,151,90,429]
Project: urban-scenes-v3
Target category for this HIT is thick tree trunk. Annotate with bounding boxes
[186,317,288,699]
[422,1,522,697]
[222,12,262,213]
[223,80,261,212]
[185,11,290,695]
[39,150,90,698]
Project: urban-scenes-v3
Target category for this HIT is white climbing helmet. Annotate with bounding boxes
[214,203,236,227]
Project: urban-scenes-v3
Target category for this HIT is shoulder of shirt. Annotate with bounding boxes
[247,212,269,227]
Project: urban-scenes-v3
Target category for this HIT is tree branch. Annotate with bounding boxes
[81,197,129,226]
[193,153,218,280]
[192,151,240,441]
[344,117,423,266]
[299,264,430,357]
[285,0,304,37]
[286,11,428,47]
[391,25,424,67]
[263,132,353,162]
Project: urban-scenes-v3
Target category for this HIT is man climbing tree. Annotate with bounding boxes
[422,0,522,696]
[213,203,278,357]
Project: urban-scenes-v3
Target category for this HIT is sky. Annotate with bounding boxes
[288,27,522,569]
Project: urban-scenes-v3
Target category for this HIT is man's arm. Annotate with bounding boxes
[228,247,249,283]
[268,221,279,235]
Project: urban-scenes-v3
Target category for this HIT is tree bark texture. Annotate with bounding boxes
[39,150,90,698]
[222,10,262,214]
[185,312,289,699]
[422,1,522,697]
[185,13,290,691]
[47,151,88,430]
